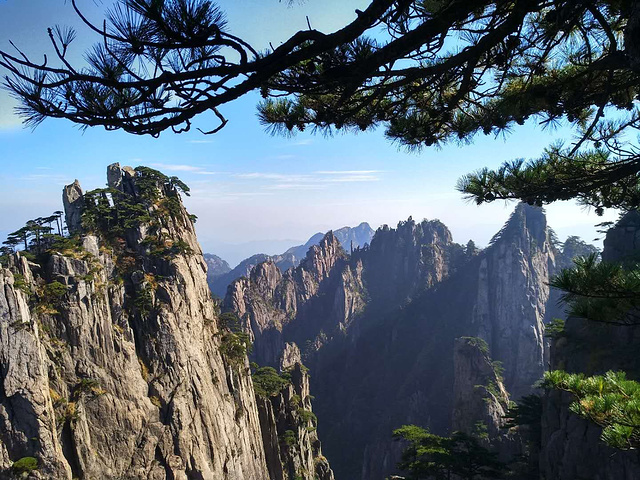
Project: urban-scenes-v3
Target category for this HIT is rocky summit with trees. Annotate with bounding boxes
[2,1,640,479]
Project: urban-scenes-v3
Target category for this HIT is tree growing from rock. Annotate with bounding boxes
[544,370,640,450]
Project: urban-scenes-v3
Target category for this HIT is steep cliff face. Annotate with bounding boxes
[470,203,556,399]
[256,360,334,480]
[225,232,366,367]
[539,210,640,480]
[0,164,271,479]
[359,217,458,307]
[451,337,526,468]
[451,337,510,439]
[540,389,640,480]
[209,224,374,298]
[204,253,232,285]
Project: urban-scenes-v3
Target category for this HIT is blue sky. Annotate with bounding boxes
[0,0,619,266]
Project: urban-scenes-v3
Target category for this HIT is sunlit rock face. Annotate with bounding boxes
[257,362,335,480]
[0,164,271,479]
[207,222,374,298]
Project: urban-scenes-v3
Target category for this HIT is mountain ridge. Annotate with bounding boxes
[207,222,374,297]
[224,203,596,479]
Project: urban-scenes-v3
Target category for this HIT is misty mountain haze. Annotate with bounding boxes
[207,222,375,297]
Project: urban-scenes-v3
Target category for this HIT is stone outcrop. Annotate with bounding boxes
[62,180,83,234]
[602,210,640,263]
[257,363,334,480]
[204,253,232,287]
[451,337,525,466]
[540,388,640,480]
[224,232,366,366]
[0,164,274,479]
[279,342,302,371]
[358,217,457,307]
[470,203,555,399]
[451,337,510,439]
[208,224,374,298]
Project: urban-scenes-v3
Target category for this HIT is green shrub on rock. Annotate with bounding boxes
[252,366,291,397]
[12,456,38,474]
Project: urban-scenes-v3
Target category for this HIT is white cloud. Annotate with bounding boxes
[325,175,380,182]
[285,139,314,147]
[234,172,312,182]
[147,163,219,176]
[314,170,383,174]
[149,163,204,172]
[227,192,275,197]
[234,170,382,187]
[266,184,326,190]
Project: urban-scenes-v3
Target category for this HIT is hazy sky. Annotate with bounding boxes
[0,0,619,266]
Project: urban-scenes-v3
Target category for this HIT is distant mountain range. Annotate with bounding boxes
[206,222,374,297]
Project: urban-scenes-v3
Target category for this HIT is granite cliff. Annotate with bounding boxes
[204,253,231,283]
[0,164,333,480]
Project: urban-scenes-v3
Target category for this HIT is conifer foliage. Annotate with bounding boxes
[393,425,506,479]
[551,253,640,326]
[544,370,640,450]
[2,0,639,210]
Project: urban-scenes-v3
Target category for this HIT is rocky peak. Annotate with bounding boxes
[106,162,137,195]
[602,210,640,263]
[473,203,555,399]
[204,253,232,283]
[279,342,302,371]
[452,337,510,439]
[452,337,524,467]
[1,165,271,479]
[250,260,283,300]
[493,202,548,249]
[62,180,83,234]
[255,362,334,480]
[299,232,345,281]
[333,222,375,252]
[361,216,456,305]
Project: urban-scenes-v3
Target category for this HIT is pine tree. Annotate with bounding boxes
[543,370,640,450]
[393,425,506,479]
[2,1,639,210]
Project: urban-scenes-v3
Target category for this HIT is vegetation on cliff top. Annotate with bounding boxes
[251,364,292,398]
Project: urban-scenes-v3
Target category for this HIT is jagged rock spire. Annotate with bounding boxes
[62,179,83,234]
